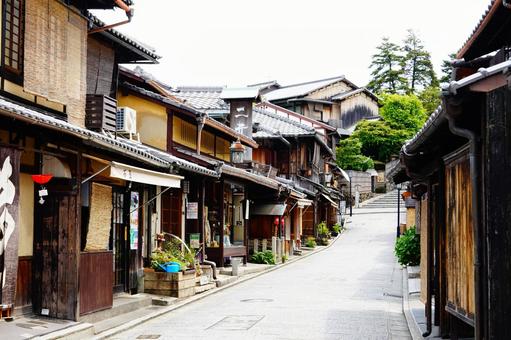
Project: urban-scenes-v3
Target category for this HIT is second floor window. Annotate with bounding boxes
[3,0,24,82]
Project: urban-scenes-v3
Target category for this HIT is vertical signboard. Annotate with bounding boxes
[130,192,139,250]
[0,146,20,306]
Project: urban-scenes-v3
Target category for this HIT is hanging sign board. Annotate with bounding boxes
[130,192,139,250]
[186,202,198,219]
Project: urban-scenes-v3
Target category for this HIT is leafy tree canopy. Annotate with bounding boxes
[418,86,441,115]
[379,94,427,132]
[367,37,407,95]
[402,30,438,93]
[352,120,412,163]
[336,138,374,171]
[440,53,457,84]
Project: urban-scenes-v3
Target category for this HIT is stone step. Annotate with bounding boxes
[78,293,153,324]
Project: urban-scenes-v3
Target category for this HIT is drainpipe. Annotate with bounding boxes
[444,99,484,340]
[197,114,206,155]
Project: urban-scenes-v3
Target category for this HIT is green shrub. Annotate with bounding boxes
[305,236,317,248]
[250,251,275,265]
[281,255,288,263]
[316,221,330,238]
[395,227,420,266]
[331,223,341,234]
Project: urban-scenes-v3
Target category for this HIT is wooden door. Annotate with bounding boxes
[161,189,182,236]
[33,179,79,320]
[111,189,128,293]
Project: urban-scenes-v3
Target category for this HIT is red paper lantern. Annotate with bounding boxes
[280,219,285,226]
[31,174,53,185]
[274,217,279,225]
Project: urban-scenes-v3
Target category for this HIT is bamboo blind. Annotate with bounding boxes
[201,130,215,156]
[173,116,197,149]
[84,183,113,251]
[24,0,87,126]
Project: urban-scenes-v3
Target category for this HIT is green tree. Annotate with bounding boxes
[440,53,457,84]
[380,94,427,132]
[402,30,438,93]
[336,138,374,171]
[352,120,412,163]
[418,85,441,115]
[367,37,407,94]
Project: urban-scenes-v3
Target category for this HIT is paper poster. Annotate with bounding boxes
[130,192,139,250]
[186,202,198,219]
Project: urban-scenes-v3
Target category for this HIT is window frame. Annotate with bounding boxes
[1,0,25,85]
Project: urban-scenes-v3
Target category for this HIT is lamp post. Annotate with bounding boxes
[396,183,402,238]
[349,174,353,217]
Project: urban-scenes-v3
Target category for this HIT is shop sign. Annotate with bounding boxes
[130,192,139,250]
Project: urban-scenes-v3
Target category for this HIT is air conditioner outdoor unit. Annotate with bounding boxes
[116,107,137,134]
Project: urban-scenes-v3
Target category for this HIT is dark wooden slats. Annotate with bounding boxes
[79,251,113,316]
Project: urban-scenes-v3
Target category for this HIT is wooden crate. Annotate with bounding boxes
[85,94,117,132]
[144,270,196,298]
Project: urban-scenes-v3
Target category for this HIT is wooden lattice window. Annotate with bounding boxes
[3,0,24,82]
[172,115,197,150]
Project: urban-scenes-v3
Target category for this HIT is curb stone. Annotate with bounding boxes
[50,230,346,340]
[402,266,424,340]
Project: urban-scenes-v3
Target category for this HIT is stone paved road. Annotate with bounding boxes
[110,211,411,340]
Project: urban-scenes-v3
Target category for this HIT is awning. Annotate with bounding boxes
[321,193,337,207]
[110,161,183,187]
[250,203,286,216]
[339,168,350,182]
[297,198,313,208]
[366,169,378,177]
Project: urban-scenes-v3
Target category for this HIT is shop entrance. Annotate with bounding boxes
[111,189,129,293]
[33,179,79,320]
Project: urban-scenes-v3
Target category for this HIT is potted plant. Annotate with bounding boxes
[145,235,198,298]
[316,221,330,245]
[331,223,341,237]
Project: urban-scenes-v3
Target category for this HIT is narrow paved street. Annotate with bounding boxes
[111,210,410,340]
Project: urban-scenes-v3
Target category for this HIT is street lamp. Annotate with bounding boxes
[396,182,403,238]
[230,139,245,164]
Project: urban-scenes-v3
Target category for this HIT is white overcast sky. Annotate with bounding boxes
[94,0,491,88]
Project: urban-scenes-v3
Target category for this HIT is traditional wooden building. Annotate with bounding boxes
[259,76,379,134]
[0,0,209,322]
[395,1,511,338]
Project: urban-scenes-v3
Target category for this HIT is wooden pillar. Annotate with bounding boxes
[485,88,511,339]
[198,177,205,260]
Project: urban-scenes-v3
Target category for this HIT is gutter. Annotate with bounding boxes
[444,97,485,340]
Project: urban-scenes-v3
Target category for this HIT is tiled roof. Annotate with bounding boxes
[457,0,498,58]
[173,87,227,111]
[122,82,199,114]
[405,57,511,153]
[263,76,346,101]
[253,108,315,138]
[0,95,216,176]
[220,87,260,100]
[331,88,379,102]
[87,13,161,62]
[122,82,258,148]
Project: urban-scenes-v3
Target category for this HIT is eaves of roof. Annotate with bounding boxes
[256,102,336,132]
[121,82,199,114]
[457,0,500,59]
[87,13,161,63]
[0,95,220,177]
[204,117,259,148]
[331,87,379,103]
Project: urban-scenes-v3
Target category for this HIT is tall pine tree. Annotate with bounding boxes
[367,37,407,94]
[440,53,457,84]
[402,30,438,93]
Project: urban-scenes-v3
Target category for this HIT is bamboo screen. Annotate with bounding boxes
[215,137,230,161]
[445,155,475,320]
[173,116,197,149]
[201,130,215,156]
[85,183,113,251]
[24,0,87,126]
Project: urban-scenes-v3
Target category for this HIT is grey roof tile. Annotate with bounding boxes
[263,76,346,101]
[0,96,216,176]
